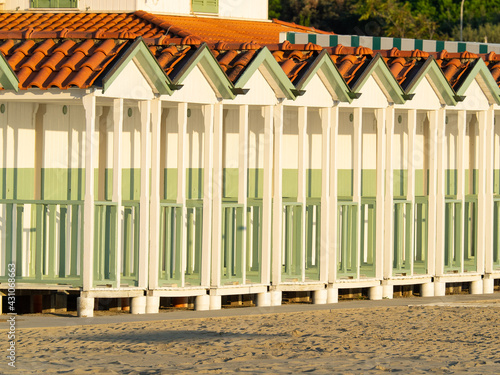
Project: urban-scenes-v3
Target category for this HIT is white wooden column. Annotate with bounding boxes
[113,98,124,289]
[485,107,495,274]
[138,100,151,289]
[297,107,307,281]
[457,110,467,272]
[201,104,214,287]
[82,93,96,291]
[238,105,249,283]
[477,109,490,274]
[177,102,188,287]
[352,108,362,279]
[383,106,395,279]
[148,99,161,290]
[374,108,386,280]
[262,105,274,285]
[329,106,339,283]
[407,109,417,275]
[272,104,284,287]
[427,110,439,276]
[434,108,446,276]
[211,103,223,287]
[320,107,331,283]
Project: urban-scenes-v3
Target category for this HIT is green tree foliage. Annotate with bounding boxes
[270,0,500,42]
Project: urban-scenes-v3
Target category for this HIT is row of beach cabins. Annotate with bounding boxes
[1,37,500,316]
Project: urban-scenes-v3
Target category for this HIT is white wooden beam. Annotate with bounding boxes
[457,111,466,201]
[211,103,223,288]
[383,106,395,279]
[485,107,495,274]
[112,98,123,289]
[261,105,274,286]
[407,109,416,275]
[434,108,446,276]
[177,102,188,287]
[138,100,151,289]
[272,103,284,287]
[148,98,162,290]
[238,105,249,284]
[477,109,489,275]
[426,110,439,276]
[329,106,339,283]
[352,108,362,203]
[320,107,331,283]
[375,108,386,280]
[201,104,214,287]
[297,107,307,282]
[82,93,96,291]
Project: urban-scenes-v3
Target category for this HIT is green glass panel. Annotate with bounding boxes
[192,0,218,13]
[281,203,303,281]
[31,0,78,8]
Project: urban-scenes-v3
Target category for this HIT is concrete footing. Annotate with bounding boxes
[270,290,282,306]
[312,289,327,305]
[77,297,94,318]
[146,296,160,314]
[195,295,210,311]
[483,278,494,294]
[327,287,338,304]
[382,285,393,299]
[131,296,146,314]
[369,285,383,300]
[470,280,483,295]
[210,295,221,310]
[421,282,435,297]
[434,281,446,296]
[256,292,271,307]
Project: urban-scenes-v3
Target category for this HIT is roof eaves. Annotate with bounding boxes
[0,50,19,92]
[294,49,352,103]
[352,53,406,104]
[101,37,173,95]
[455,58,500,105]
[405,57,457,106]
[235,47,296,100]
[170,43,235,100]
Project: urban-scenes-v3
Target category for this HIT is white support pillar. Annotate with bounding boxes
[113,99,123,289]
[272,104,284,287]
[297,107,307,282]
[238,105,249,283]
[82,93,96,292]
[329,106,339,284]
[375,108,386,280]
[457,110,467,273]
[384,106,395,279]
[352,108,362,279]
[407,109,416,275]
[211,103,224,288]
[177,102,188,287]
[320,107,331,283]
[148,99,161,291]
[485,107,495,277]
[434,108,446,278]
[138,100,151,290]
[477,109,490,275]
[427,110,439,277]
[201,104,214,287]
[262,105,274,285]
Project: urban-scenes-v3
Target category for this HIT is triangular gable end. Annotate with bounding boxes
[235,47,296,100]
[0,52,19,91]
[172,43,235,100]
[294,50,353,103]
[101,37,173,98]
[455,58,500,105]
[351,54,406,105]
[404,58,457,106]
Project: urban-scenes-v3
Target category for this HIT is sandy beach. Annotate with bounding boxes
[2,299,500,374]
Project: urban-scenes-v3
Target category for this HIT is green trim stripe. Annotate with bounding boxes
[351,35,359,47]
[308,34,316,44]
[415,39,423,50]
[393,38,401,49]
[329,35,338,46]
[372,37,381,50]
[457,42,466,52]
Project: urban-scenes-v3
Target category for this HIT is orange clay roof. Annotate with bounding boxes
[1,12,500,92]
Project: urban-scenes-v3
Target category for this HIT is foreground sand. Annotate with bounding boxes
[4,300,500,374]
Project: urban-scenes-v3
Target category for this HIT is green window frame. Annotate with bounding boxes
[31,0,78,8]
[192,0,218,14]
